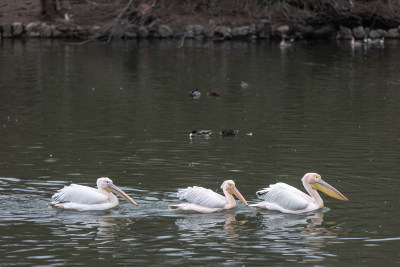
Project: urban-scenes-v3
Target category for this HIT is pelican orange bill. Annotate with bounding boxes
[312,178,349,202]
[106,183,138,206]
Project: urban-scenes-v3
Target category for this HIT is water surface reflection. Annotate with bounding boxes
[1,39,400,265]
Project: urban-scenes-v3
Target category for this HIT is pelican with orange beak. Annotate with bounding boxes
[169,180,248,213]
[50,177,138,211]
[252,173,348,214]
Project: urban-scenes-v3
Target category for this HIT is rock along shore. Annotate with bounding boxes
[1,20,400,41]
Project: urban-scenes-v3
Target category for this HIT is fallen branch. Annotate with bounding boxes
[79,0,134,43]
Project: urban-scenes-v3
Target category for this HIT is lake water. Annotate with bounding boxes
[0,38,399,266]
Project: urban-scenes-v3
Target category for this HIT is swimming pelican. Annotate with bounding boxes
[252,173,348,214]
[50,177,138,211]
[169,180,248,213]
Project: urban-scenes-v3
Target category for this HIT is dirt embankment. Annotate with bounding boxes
[1,0,400,41]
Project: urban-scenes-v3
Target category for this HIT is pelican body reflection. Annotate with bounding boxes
[254,210,341,262]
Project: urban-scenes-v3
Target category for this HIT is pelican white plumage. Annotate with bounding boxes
[252,173,348,214]
[169,180,248,213]
[50,177,138,211]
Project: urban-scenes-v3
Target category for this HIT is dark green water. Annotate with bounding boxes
[0,39,399,265]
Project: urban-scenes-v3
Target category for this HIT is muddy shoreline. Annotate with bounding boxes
[1,1,400,42]
[1,20,399,42]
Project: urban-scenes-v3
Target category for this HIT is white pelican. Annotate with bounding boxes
[169,180,248,213]
[252,173,348,214]
[50,177,138,211]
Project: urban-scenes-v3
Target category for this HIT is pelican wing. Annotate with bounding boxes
[52,184,108,205]
[256,183,312,211]
[177,186,227,208]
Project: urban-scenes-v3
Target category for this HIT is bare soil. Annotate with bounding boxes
[0,0,262,27]
[1,0,400,34]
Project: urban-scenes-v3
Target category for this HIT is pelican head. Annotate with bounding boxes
[303,173,348,202]
[221,180,249,206]
[97,177,138,206]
